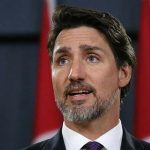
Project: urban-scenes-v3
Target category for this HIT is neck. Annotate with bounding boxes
[64,100,120,140]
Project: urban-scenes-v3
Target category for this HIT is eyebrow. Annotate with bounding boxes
[54,44,105,55]
[79,44,105,52]
[54,46,71,55]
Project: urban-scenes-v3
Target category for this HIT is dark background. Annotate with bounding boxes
[0,0,140,149]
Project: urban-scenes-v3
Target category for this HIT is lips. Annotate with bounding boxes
[66,88,93,103]
[65,86,94,101]
[64,81,95,100]
[68,89,93,96]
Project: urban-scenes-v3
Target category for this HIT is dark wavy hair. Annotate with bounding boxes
[48,5,136,99]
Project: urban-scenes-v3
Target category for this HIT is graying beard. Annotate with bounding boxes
[56,89,119,123]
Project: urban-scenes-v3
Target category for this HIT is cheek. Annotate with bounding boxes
[91,69,119,96]
[52,70,60,93]
[52,69,68,95]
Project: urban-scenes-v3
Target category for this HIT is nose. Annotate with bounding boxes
[68,59,86,81]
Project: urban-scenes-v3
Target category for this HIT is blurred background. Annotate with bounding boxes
[0,0,150,149]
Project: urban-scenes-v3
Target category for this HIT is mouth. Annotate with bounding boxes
[68,89,93,96]
[65,88,94,103]
[64,81,95,102]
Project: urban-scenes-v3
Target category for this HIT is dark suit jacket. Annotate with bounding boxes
[22,128,150,150]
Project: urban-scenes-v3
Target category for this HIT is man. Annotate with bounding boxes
[24,5,150,150]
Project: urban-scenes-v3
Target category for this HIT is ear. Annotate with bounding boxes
[118,64,132,88]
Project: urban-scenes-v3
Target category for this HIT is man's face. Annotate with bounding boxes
[51,26,131,122]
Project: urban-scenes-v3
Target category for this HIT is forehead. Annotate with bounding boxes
[55,26,106,44]
[53,26,112,55]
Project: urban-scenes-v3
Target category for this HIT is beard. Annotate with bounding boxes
[55,88,119,123]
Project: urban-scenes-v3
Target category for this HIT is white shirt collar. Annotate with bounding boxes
[62,120,123,150]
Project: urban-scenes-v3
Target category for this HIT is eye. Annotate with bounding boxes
[57,57,69,66]
[86,55,99,63]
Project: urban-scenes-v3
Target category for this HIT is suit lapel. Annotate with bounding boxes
[121,128,135,150]
[52,129,66,150]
